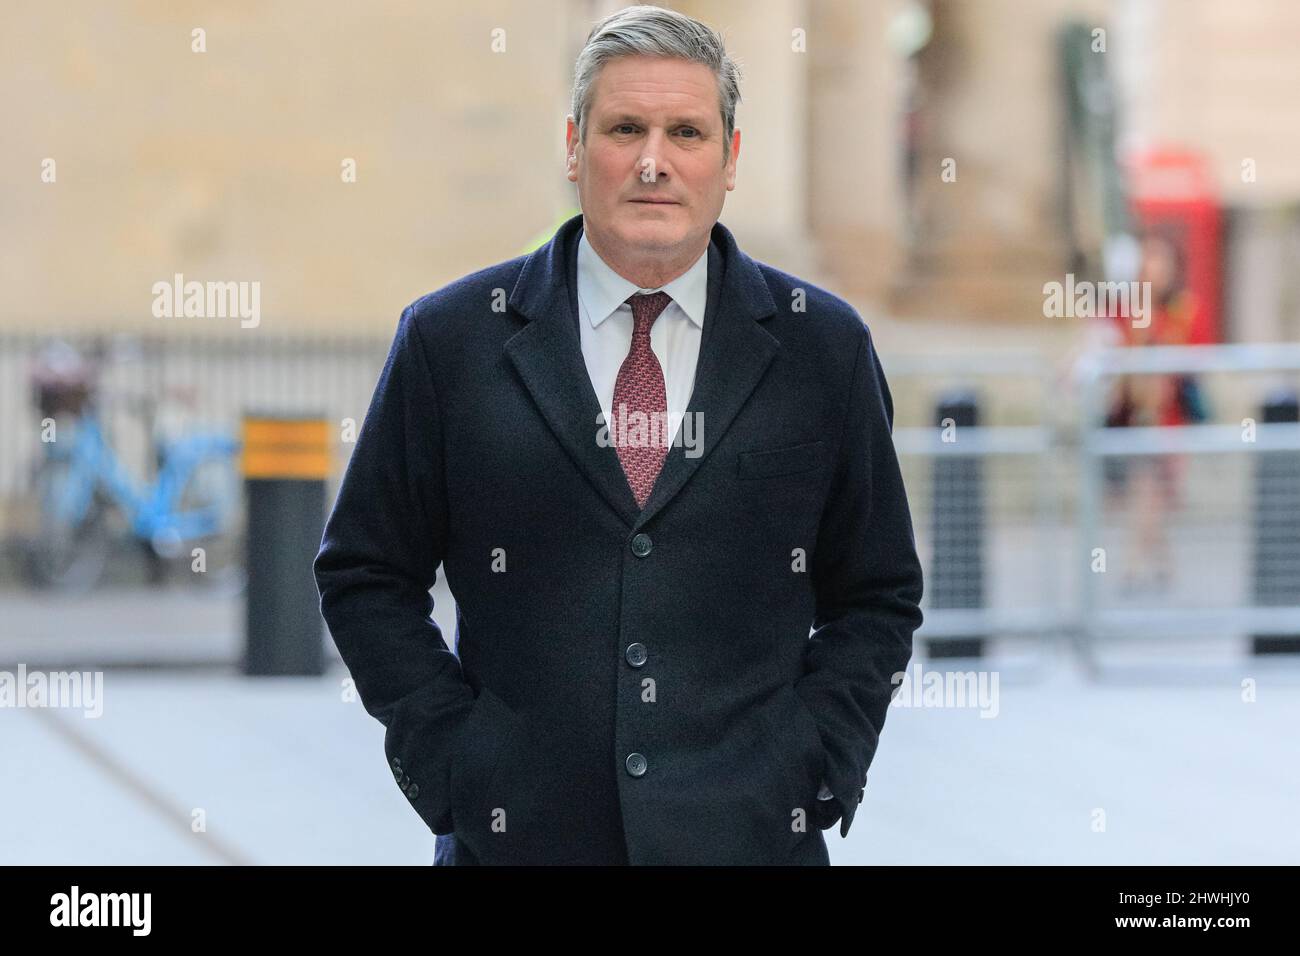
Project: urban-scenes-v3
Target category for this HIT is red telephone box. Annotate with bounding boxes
[1124,148,1222,344]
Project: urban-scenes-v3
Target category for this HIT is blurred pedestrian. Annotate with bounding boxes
[1102,230,1207,593]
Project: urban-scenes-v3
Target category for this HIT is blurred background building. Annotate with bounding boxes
[3,0,1299,335]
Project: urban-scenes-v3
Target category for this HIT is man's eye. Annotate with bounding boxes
[677,127,699,138]
[614,124,637,134]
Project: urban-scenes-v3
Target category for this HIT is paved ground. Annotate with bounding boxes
[3,613,1298,865]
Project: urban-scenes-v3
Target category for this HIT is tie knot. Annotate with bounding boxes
[626,291,672,336]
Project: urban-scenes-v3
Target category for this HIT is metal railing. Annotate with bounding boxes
[3,332,1298,679]
[1074,343,1300,659]
[886,342,1300,672]
[886,350,1071,663]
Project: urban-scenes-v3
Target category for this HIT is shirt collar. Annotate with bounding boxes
[577,229,707,330]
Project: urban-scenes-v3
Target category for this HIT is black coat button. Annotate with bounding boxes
[630,533,652,557]
[393,767,405,783]
[625,642,648,667]
[408,783,420,799]
[625,752,647,777]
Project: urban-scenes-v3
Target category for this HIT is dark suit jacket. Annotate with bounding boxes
[313,213,923,865]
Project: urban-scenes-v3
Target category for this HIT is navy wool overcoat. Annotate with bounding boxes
[313,213,923,865]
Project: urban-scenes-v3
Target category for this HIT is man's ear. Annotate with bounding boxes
[565,115,580,182]
[724,127,741,190]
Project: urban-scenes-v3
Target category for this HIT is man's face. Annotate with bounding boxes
[566,54,739,263]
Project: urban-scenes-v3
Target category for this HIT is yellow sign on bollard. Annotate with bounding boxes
[240,417,332,480]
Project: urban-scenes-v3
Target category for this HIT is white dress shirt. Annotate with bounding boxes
[576,230,707,448]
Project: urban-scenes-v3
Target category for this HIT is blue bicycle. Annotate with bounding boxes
[27,344,243,591]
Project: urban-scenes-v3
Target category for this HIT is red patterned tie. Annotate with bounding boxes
[612,291,672,508]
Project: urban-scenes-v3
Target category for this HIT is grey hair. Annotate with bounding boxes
[571,4,742,161]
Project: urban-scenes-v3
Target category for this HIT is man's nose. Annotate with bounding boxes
[637,129,671,179]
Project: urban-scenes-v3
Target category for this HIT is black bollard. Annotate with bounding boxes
[929,390,987,658]
[242,412,330,676]
[1251,389,1300,655]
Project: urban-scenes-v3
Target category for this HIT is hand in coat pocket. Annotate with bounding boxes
[759,684,830,844]
[447,685,522,848]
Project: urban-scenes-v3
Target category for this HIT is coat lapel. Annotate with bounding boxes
[504,213,779,530]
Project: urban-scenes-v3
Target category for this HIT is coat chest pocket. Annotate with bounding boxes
[736,440,825,480]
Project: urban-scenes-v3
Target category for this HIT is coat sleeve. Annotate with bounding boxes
[313,302,474,836]
[797,320,924,838]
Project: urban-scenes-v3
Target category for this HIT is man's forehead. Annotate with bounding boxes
[589,57,720,122]
[597,107,716,127]
[590,91,719,127]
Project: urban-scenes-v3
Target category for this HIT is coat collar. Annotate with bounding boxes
[505,212,779,529]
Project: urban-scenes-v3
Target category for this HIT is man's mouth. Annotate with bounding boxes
[629,198,678,204]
